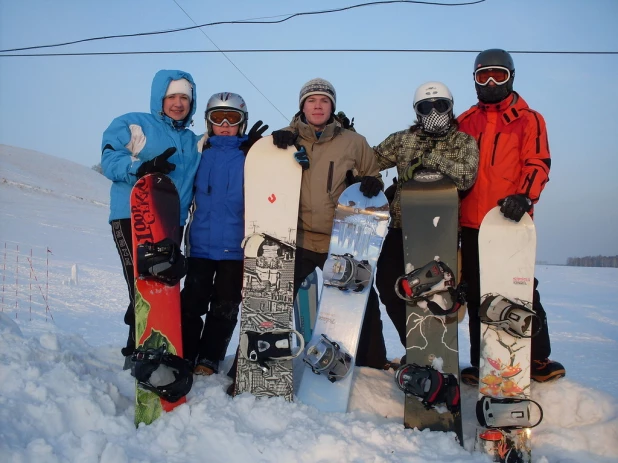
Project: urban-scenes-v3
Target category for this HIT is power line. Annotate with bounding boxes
[2,48,617,58]
[0,1,485,53]
[171,0,289,122]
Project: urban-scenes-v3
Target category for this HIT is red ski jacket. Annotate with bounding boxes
[457,92,551,229]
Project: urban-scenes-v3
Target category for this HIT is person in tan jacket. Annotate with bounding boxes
[271,77,390,369]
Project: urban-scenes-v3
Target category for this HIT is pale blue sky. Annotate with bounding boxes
[1,0,617,264]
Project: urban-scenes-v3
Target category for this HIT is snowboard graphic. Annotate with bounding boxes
[130,173,184,426]
[294,270,319,344]
[234,136,302,400]
[475,206,538,462]
[399,171,463,443]
[296,183,389,412]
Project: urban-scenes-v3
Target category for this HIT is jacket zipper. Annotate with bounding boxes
[327,161,334,193]
[491,133,501,166]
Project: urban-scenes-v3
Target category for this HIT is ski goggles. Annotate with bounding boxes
[206,109,245,126]
[474,66,511,86]
[414,98,453,116]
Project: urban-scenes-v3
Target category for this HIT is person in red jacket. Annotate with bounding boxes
[457,48,565,385]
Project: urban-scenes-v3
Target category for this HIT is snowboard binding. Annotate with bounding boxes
[476,396,544,430]
[322,253,372,293]
[130,345,193,403]
[303,334,352,383]
[239,329,305,373]
[394,363,460,413]
[394,258,464,316]
[479,294,541,338]
[137,238,187,286]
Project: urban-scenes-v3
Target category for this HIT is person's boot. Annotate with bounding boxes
[461,366,480,386]
[194,358,219,376]
[531,359,566,382]
[121,329,135,370]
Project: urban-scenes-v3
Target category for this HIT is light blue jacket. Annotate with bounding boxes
[101,69,201,224]
[186,135,247,260]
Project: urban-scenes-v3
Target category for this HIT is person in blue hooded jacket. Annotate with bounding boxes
[181,92,268,375]
[101,69,201,363]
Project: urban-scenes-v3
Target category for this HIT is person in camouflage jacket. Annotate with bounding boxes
[370,81,479,352]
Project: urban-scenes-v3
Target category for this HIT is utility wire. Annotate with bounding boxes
[2,49,616,58]
[0,1,485,53]
[172,0,289,122]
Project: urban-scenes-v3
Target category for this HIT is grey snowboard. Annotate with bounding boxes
[400,170,463,443]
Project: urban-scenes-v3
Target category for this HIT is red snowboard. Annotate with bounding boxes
[130,173,184,425]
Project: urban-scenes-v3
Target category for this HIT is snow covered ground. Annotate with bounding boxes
[1,144,617,463]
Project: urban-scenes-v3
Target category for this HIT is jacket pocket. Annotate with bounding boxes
[326,161,334,193]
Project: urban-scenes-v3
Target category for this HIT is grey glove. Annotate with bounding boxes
[400,157,422,184]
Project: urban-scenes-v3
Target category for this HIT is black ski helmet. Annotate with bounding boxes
[474,48,515,104]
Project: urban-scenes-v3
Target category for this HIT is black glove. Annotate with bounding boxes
[359,176,383,198]
[240,120,269,155]
[272,130,297,149]
[400,157,422,184]
[136,148,176,178]
[498,194,532,222]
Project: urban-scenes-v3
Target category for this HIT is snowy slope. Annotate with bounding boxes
[1,145,617,463]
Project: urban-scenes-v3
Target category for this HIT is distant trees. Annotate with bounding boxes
[566,256,618,268]
[91,163,103,174]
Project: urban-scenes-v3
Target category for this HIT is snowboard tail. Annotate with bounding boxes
[130,173,185,426]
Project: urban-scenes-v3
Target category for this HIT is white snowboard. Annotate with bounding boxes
[476,206,536,462]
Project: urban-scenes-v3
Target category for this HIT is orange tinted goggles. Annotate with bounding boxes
[207,109,244,126]
[474,66,511,86]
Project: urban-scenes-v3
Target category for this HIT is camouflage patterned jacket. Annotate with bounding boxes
[373,126,479,228]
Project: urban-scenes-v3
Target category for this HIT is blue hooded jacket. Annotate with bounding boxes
[186,135,247,260]
[101,70,201,224]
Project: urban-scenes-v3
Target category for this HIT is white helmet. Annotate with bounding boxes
[205,92,248,136]
[413,81,453,106]
[413,81,454,135]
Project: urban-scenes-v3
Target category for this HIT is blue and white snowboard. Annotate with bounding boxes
[296,183,389,412]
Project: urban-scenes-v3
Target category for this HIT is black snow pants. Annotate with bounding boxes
[181,257,243,366]
[110,219,136,357]
[373,227,407,351]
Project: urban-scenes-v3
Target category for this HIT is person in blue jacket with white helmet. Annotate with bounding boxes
[182,92,267,375]
[101,69,201,364]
